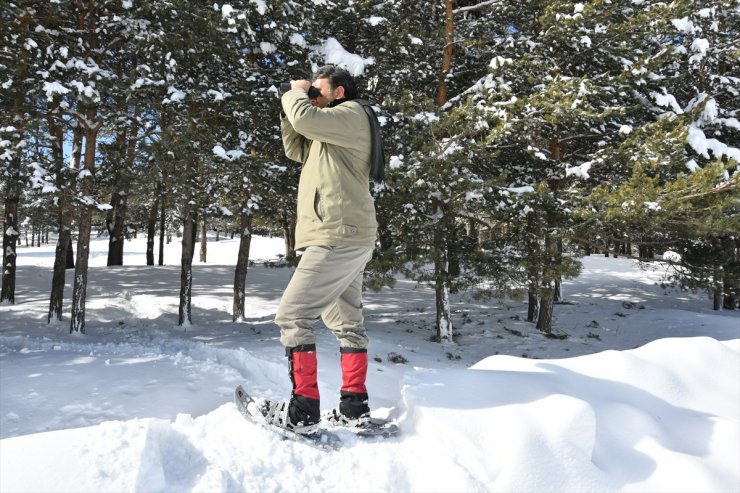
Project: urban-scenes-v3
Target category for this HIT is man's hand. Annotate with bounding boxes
[291,80,311,92]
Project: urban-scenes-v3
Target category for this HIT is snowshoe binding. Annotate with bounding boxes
[260,399,320,436]
[324,408,400,438]
[234,385,342,451]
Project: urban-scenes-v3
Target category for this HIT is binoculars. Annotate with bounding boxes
[280,82,321,99]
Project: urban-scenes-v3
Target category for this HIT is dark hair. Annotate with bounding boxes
[312,65,358,100]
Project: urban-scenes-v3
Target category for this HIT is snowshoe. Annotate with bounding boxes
[324,408,400,438]
[234,385,341,451]
[260,399,320,436]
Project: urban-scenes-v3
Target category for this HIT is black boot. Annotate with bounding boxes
[339,391,370,420]
[286,345,320,427]
[339,348,370,420]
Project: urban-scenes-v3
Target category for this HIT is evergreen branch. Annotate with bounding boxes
[485,143,520,150]
[454,210,498,230]
[568,235,676,250]
[666,179,738,202]
[41,111,85,131]
[42,110,102,133]
[558,133,609,143]
[126,127,161,144]
[434,133,464,159]
[453,0,504,14]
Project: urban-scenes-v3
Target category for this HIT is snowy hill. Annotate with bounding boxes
[1,236,738,492]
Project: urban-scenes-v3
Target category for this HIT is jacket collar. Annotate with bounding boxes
[328,98,349,108]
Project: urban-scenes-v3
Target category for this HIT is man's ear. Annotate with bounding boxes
[334,85,345,99]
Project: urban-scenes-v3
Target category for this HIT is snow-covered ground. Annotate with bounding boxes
[1,235,738,492]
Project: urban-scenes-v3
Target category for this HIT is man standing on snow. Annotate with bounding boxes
[262,65,384,435]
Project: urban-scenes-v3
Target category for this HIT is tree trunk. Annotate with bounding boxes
[47,111,77,322]
[69,2,102,334]
[179,160,197,325]
[712,285,722,311]
[713,267,723,311]
[536,281,555,333]
[726,240,740,310]
[525,217,540,322]
[1,14,29,305]
[554,238,563,303]
[106,60,140,266]
[723,294,737,311]
[448,223,462,277]
[66,236,75,268]
[434,227,453,342]
[146,197,159,267]
[179,207,196,325]
[232,210,253,321]
[66,126,82,274]
[432,3,455,342]
[527,252,540,322]
[69,200,92,334]
[536,234,557,333]
[199,219,207,262]
[48,215,73,322]
[527,288,539,322]
[70,117,99,334]
[436,0,454,105]
[158,191,166,266]
[435,272,453,342]
[106,191,126,265]
[282,212,296,260]
[1,196,19,304]
[722,294,737,310]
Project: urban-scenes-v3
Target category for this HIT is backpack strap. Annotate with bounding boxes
[354,99,386,184]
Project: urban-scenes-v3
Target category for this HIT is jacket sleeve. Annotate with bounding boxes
[280,113,311,163]
[281,89,367,150]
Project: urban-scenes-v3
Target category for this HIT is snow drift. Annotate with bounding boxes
[1,337,737,493]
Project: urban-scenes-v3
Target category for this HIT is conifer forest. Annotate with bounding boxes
[1,1,738,339]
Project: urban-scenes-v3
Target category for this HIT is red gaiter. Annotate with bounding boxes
[291,349,320,400]
[341,351,368,394]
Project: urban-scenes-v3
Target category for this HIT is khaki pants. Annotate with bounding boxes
[276,245,374,349]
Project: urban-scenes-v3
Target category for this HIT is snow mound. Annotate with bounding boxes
[401,336,739,492]
[1,337,737,493]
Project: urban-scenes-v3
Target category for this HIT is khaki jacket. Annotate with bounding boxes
[280,89,378,250]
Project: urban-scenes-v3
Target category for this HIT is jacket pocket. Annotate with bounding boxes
[313,189,324,222]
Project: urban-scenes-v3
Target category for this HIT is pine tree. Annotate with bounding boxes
[0,1,36,304]
[348,1,505,341]
[454,0,730,331]
[581,0,739,309]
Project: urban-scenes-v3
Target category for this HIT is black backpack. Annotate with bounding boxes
[354,99,386,184]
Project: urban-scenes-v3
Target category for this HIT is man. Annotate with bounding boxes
[261,65,380,435]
